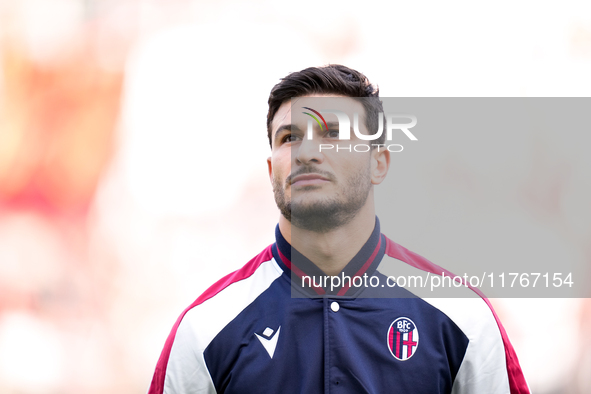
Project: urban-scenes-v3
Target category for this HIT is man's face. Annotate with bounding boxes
[267,95,388,232]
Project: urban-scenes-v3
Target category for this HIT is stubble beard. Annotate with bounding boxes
[272,165,372,233]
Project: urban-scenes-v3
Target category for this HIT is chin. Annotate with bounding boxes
[290,197,337,212]
[290,200,355,232]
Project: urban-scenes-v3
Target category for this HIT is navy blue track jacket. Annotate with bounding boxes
[149,220,529,393]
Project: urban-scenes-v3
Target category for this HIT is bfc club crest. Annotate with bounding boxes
[387,317,419,361]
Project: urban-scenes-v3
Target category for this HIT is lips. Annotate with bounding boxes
[290,173,331,186]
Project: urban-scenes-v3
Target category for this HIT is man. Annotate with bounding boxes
[148,65,529,393]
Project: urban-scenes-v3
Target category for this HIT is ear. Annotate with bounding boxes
[370,148,390,185]
[267,157,273,184]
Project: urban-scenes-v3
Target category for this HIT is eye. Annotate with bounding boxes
[326,129,340,138]
[281,134,302,143]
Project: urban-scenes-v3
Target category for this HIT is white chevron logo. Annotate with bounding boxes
[255,326,281,358]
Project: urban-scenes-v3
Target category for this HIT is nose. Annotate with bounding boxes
[294,137,324,165]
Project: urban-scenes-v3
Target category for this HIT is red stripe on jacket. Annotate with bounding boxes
[148,245,274,394]
[384,237,530,394]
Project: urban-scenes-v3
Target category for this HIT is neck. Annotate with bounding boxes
[278,196,376,276]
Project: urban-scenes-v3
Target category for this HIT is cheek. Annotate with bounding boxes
[275,154,292,176]
[270,160,286,185]
[340,154,371,173]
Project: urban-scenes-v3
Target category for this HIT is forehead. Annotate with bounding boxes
[270,95,366,138]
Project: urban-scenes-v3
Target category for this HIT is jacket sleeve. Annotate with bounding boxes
[147,309,216,394]
[425,297,530,394]
[383,238,530,393]
[147,246,279,394]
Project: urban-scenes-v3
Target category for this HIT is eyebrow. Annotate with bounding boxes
[273,120,344,144]
[274,124,303,140]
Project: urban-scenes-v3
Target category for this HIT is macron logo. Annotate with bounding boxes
[255,326,281,359]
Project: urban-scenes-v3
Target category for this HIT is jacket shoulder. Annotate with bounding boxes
[148,245,282,394]
[380,236,530,394]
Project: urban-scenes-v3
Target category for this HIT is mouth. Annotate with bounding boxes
[289,173,331,187]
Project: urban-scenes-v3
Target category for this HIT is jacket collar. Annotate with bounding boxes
[272,217,386,297]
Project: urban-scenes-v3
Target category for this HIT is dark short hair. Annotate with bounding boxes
[266,64,385,147]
